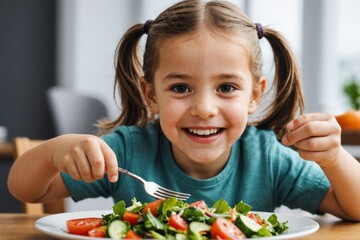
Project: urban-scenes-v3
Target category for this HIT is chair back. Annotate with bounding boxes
[47,86,109,135]
[13,137,65,214]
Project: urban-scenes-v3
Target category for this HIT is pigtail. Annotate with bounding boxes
[98,24,149,132]
[255,28,304,138]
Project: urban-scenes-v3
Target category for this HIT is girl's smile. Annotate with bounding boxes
[142,32,263,178]
[184,127,224,144]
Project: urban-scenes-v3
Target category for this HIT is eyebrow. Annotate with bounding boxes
[215,73,246,81]
[163,73,190,81]
[162,72,246,82]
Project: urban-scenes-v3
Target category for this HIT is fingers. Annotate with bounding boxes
[290,134,339,152]
[84,140,106,181]
[282,113,340,147]
[281,113,342,166]
[100,142,118,182]
[71,146,93,182]
[59,136,118,183]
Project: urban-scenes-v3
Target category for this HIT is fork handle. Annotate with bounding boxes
[118,167,129,175]
[118,167,146,184]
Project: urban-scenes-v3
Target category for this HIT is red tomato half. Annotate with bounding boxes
[66,217,103,236]
[125,230,142,239]
[143,199,163,216]
[88,225,107,238]
[211,218,246,240]
[168,214,188,231]
[123,212,141,226]
[189,200,207,211]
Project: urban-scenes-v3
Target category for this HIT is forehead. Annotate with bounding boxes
[159,30,249,54]
[155,31,251,77]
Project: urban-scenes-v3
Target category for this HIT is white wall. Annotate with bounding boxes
[56,0,138,211]
[337,0,360,112]
[248,0,303,56]
[56,0,141,119]
[301,0,340,114]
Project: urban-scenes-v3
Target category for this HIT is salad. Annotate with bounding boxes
[66,197,288,239]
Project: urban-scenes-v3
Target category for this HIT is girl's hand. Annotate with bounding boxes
[50,134,118,183]
[281,113,342,168]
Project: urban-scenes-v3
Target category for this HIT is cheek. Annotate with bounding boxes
[223,102,249,132]
[158,99,186,124]
[158,101,186,142]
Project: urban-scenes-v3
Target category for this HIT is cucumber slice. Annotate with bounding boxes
[175,233,188,240]
[235,214,262,236]
[107,220,129,239]
[188,221,211,240]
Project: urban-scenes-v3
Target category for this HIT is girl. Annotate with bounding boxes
[8,0,360,221]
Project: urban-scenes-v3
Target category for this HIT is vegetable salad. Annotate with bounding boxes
[66,197,288,239]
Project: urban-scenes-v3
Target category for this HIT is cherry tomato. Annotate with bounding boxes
[66,217,103,236]
[247,212,264,226]
[125,230,142,239]
[211,218,246,240]
[123,212,141,226]
[168,214,188,231]
[189,200,207,211]
[143,199,163,216]
[88,225,107,238]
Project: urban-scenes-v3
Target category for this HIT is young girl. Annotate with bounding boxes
[8,0,360,221]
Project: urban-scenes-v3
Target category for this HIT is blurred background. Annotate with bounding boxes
[1,0,359,212]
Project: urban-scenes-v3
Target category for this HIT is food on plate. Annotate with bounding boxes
[66,217,103,236]
[66,197,288,239]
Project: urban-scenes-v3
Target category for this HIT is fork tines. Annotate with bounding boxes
[154,187,191,201]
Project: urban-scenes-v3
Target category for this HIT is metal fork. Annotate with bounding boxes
[118,167,191,201]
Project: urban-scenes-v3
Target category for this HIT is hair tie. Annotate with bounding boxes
[143,20,153,35]
[255,23,264,39]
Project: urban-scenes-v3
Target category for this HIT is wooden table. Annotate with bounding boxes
[341,130,360,145]
[0,214,54,240]
[305,214,360,240]
[0,213,359,240]
[0,141,13,157]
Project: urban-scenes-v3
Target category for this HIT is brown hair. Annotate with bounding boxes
[98,0,304,139]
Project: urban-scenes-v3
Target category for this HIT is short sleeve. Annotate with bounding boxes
[269,138,330,213]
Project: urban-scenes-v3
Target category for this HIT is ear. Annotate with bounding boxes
[248,77,266,114]
[140,77,159,114]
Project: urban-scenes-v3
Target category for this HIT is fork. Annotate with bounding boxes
[118,167,191,201]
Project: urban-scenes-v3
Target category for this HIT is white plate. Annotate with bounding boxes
[35,210,319,239]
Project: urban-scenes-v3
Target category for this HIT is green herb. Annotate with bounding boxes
[212,198,231,214]
[236,200,252,215]
[112,200,126,218]
[344,75,360,110]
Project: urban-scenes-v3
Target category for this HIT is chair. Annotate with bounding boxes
[46,87,115,212]
[46,86,109,135]
[13,137,65,214]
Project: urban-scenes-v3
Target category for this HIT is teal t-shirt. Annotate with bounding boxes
[61,123,330,214]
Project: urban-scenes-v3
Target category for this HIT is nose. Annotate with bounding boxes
[190,92,218,118]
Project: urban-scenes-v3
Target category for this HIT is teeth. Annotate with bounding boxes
[188,128,219,136]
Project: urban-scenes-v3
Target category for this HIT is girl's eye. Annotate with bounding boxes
[218,84,235,93]
[171,85,190,93]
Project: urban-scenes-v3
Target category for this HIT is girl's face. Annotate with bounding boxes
[142,32,264,177]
